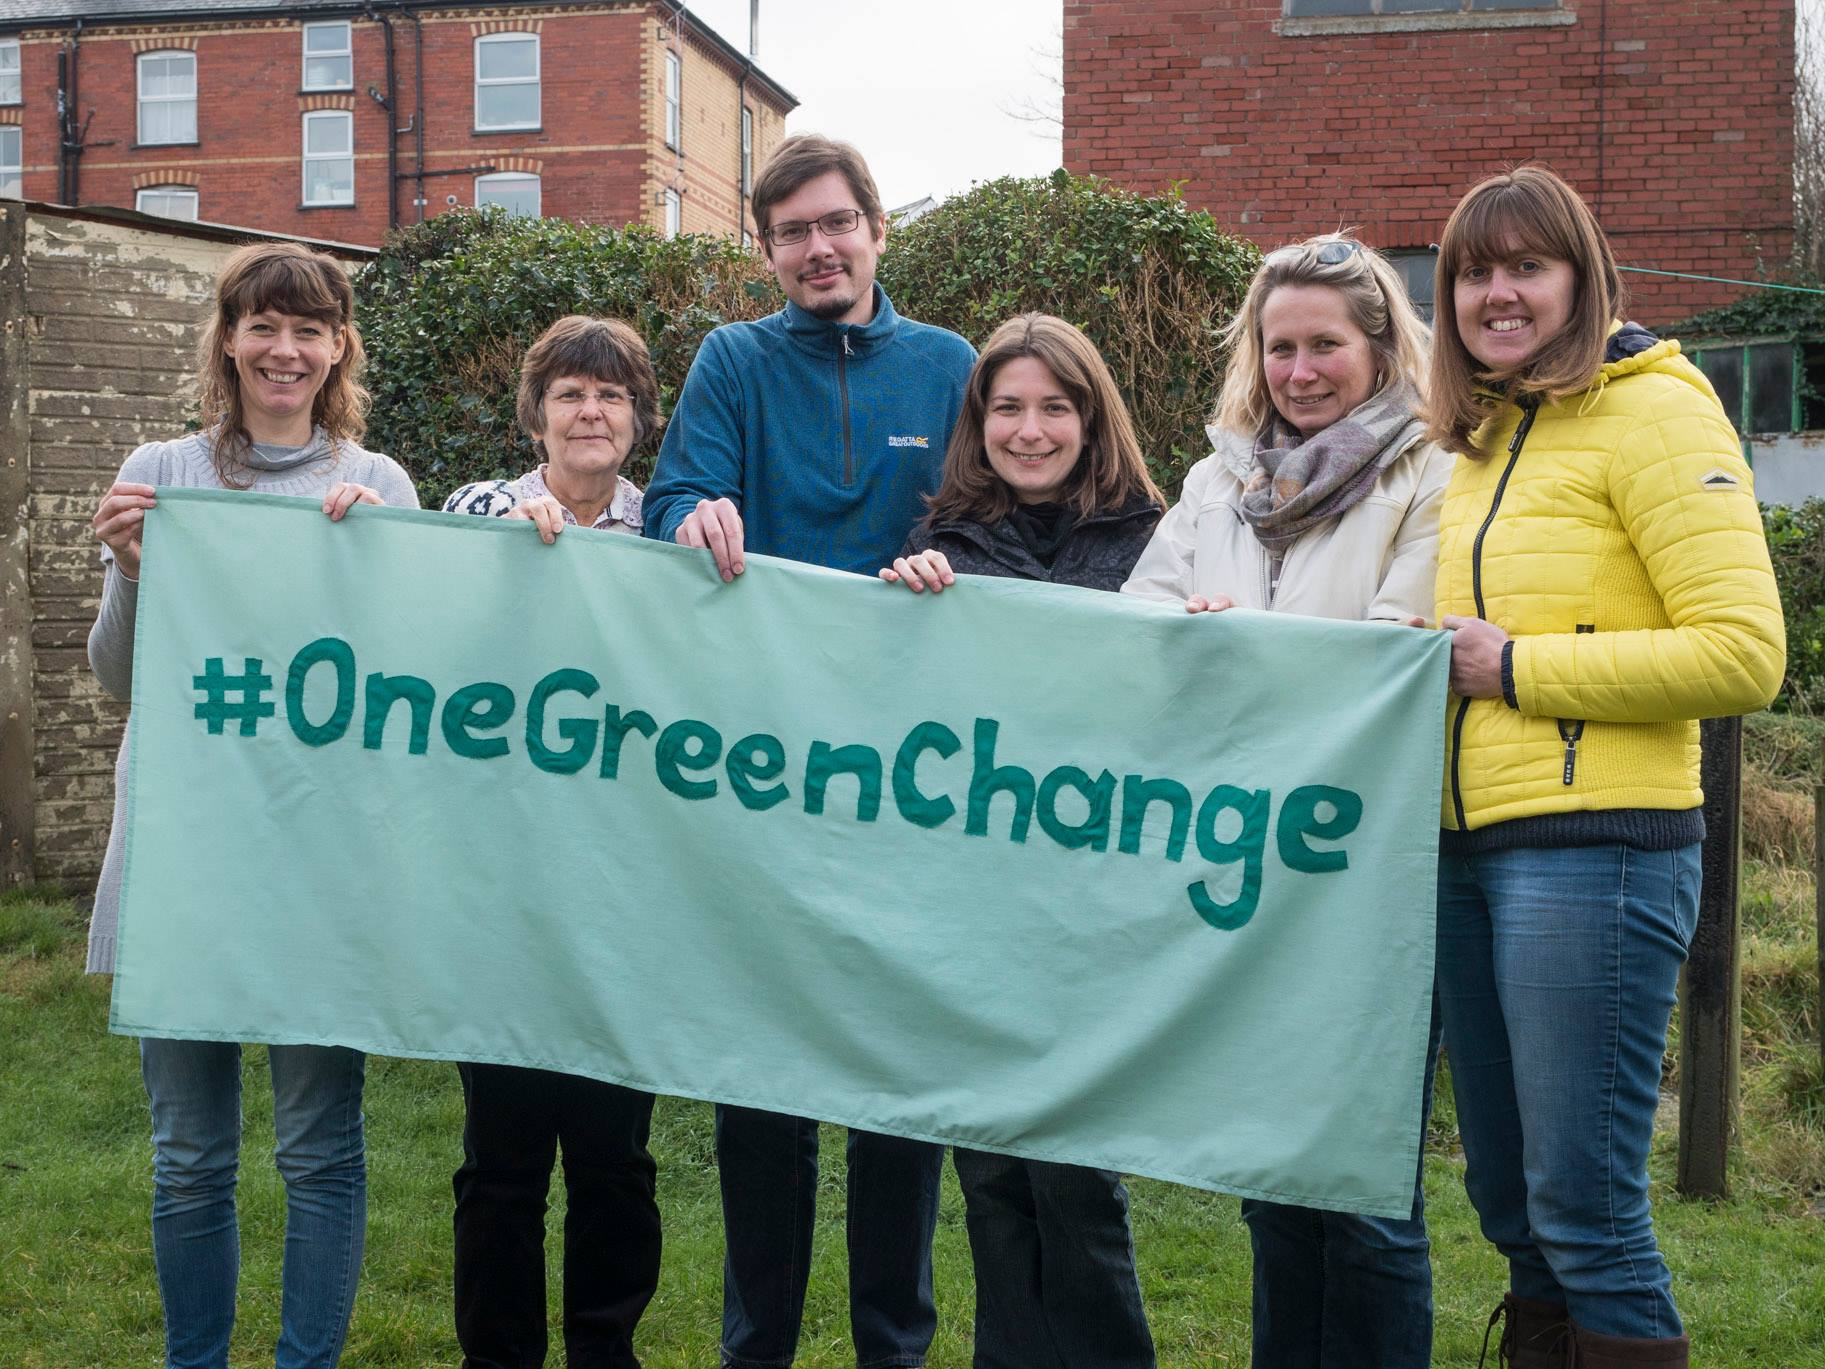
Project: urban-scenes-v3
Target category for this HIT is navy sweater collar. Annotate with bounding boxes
[781,284,900,356]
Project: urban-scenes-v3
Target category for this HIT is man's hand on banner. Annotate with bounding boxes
[1185,595,1236,614]
[677,497,746,581]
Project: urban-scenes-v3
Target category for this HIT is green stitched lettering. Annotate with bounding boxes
[1277,785,1363,873]
[441,682,515,760]
[1037,766,1115,851]
[727,732,790,811]
[892,720,960,829]
[285,636,355,747]
[526,668,600,775]
[965,717,1035,842]
[1117,774,1192,862]
[654,719,722,800]
[363,672,436,755]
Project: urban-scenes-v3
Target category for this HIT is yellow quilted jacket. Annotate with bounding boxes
[1436,335,1785,832]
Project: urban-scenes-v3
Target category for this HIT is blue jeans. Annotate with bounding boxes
[140,1037,367,1369]
[952,1149,1154,1369]
[1241,997,1441,1368]
[714,1105,942,1367]
[1436,842,1701,1339]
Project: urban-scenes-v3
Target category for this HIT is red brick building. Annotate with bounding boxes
[1063,0,1795,324]
[0,0,795,247]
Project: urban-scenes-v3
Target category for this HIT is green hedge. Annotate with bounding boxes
[355,209,774,512]
[1764,498,1825,711]
[878,171,1259,492]
[354,174,1261,511]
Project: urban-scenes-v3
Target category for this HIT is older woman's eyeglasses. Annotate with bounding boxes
[763,208,864,247]
[1266,239,1365,268]
[546,385,631,409]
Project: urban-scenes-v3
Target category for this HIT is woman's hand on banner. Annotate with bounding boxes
[1185,595,1235,614]
[505,496,568,545]
[880,550,955,594]
[677,497,746,581]
[323,483,384,522]
[92,481,158,580]
[1440,614,1509,698]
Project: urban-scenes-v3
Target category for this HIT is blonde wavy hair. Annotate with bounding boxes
[195,241,370,485]
[1212,233,1430,439]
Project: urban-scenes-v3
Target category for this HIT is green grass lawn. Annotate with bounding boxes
[2,882,1821,1368]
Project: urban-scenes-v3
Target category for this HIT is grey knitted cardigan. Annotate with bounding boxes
[84,428,419,974]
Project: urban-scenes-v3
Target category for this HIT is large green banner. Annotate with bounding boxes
[112,489,1447,1217]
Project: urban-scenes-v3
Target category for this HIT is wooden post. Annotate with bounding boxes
[1677,716,1742,1198]
[1817,738,1825,1077]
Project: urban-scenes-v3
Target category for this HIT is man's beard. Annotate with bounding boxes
[804,288,859,321]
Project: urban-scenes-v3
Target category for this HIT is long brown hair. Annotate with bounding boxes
[1425,166,1624,458]
[923,313,1164,527]
[1213,233,1430,439]
[196,241,370,484]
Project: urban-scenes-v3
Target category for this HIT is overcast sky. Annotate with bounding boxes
[682,0,1065,210]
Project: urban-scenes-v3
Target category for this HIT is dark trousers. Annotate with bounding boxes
[453,1062,661,1369]
[1241,994,1442,1368]
[715,1104,943,1367]
[952,1149,1155,1369]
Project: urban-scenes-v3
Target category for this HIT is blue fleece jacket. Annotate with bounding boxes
[643,285,976,574]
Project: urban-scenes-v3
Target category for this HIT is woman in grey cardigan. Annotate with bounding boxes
[87,242,417,1369]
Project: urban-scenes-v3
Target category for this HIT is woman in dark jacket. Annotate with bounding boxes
[881,311,1164,1369]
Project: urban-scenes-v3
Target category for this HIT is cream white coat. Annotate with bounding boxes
[1121,424,1453,621]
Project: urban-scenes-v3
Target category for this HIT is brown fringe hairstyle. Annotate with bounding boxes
[1425,166,1625,458]
[515,315,663,458]
[922,313,1165,528]
[1212,232,1430,439]
[750,133,885,244]
[196,241,369,485]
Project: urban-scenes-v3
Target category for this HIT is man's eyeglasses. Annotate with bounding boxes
[545,385,631,409]
[763,208,866,247]
[1266,238,1365,268]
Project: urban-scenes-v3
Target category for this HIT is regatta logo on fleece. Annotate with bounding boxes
[887,435,931,449]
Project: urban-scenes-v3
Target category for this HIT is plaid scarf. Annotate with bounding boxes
[1240,381,1426,554]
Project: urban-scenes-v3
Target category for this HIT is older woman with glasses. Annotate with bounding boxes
[1123,233,1450,1369]
[441,314,665,1367]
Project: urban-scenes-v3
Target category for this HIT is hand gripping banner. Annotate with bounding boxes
[112,489,1448,1217]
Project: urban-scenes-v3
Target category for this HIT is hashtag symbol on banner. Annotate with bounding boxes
[193,657,277,737]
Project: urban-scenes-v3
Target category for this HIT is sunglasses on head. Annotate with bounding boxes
[1266,238,1366,268]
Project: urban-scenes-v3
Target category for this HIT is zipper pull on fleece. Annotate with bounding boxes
[842,333,854,357]
[1562,735,1579,785]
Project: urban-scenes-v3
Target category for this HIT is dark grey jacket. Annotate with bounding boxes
[900,495,1163,591]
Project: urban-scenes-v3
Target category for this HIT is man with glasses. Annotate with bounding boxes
[643,134,975,1368]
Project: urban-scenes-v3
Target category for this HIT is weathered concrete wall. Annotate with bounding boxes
[6,204,233,889]
[1,204,368,892]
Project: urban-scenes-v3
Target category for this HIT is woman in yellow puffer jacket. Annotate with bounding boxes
[1425,167,1783,1369]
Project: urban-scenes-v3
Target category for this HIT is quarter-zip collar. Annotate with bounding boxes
[781,284,901,360]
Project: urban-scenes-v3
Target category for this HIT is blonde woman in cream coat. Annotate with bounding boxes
[1122,234,1450,1369]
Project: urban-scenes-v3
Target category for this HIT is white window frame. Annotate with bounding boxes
[301,20,353,92]
[740,105,752,197]
[301,109,354,206]
[135,186,199,219]
[0,39,21,106]
[664,49,681,151]
[475,171,540,218]
[1284,0,1560,11]
[0,126,20,198]
[474,32,540,132]
[663,187,681,239]
[136,50,197,146]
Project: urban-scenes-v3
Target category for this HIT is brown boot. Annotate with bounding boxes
[1479,1293,1570,1368]
[1568,1324,1690,1368]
